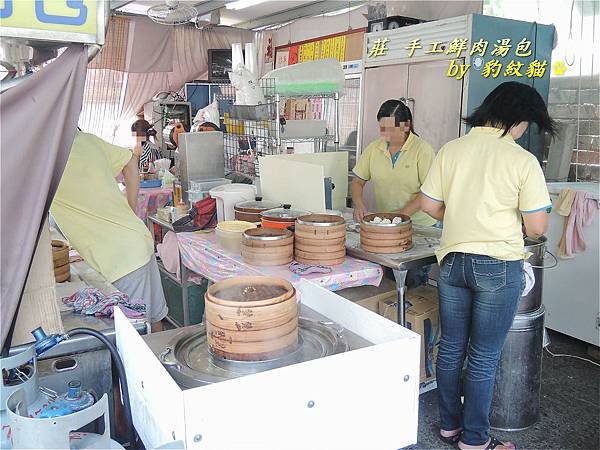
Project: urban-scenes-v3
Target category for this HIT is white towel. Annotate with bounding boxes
[522,261,535,296]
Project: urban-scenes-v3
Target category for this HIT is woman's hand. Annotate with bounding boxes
[353,204,369,223]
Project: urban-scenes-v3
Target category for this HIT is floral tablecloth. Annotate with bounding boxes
[176,231,383,291]
[135,186,172,222]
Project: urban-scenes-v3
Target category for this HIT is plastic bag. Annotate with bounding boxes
[229,65,266,106]
[262,58,345,97]
[193,100,220,126]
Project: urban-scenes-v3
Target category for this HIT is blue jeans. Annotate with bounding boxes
[437,253,524,446]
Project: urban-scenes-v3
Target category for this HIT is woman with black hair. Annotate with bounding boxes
[419,81,557,450]
[351,99,437,227]
[131,119,162,171]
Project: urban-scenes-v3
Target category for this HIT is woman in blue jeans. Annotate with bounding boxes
[418,82,557,450]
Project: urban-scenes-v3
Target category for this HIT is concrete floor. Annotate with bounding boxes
[409,330,600,450]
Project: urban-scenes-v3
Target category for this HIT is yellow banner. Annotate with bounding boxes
[0,0,97,35]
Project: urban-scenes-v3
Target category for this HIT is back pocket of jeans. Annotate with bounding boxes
[473,259,506,292]
[439,253,456,279]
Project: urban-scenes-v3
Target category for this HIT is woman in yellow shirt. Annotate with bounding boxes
[419,81,556,450]
[351,99,437,227]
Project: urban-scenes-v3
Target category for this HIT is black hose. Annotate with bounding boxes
[66,328,136,448]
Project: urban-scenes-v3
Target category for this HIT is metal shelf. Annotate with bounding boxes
[266,93,340,100]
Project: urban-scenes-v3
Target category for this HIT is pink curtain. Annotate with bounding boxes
[1,45,88,348]
[114,24,254,142]
[80,17,255,146]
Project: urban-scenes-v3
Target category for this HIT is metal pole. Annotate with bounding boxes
[334,92,340,151]
[275,93,281,148]
[393,269,408,326]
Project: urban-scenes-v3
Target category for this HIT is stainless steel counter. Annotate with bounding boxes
[344,222,442,326]
[345,225,441,271]
[143,304,372,389]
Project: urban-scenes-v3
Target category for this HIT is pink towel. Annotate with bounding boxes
[562,190,599,258]
[157,231,181,279]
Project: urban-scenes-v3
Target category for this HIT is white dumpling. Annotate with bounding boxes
[392,217,404,224]
[381,218,392,224]
[371,216,383,223]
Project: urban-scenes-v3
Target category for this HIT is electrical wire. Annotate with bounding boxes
[545,346,600,367]
[66,328,137,449]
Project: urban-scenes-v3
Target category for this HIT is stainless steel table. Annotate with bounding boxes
[147,214,193,327]
[346,225,441,326]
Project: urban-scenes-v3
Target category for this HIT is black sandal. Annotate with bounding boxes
[485,437,517,450]
[440,430,462,445]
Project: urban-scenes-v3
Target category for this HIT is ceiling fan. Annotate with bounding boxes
[147,0,198,26]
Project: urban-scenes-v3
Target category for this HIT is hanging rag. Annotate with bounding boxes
[62,288,145,319]
[522,262,535,297]
[556,189,599,258]
[289,262,332,275]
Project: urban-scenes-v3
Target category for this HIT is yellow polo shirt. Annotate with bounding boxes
[353,133,437,226]
[421,127,551,263]
[51,131,154,283]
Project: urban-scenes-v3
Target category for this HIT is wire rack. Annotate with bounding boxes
[216,78,339,179]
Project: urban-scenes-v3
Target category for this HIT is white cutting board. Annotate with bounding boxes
[259,157,326,213]
[259,152,348,212]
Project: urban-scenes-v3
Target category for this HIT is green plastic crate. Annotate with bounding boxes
[159,271,207,326]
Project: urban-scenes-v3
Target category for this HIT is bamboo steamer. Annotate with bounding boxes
[209,328,298,361]
[52,240,70,282]
[295,255,346,266]
[54,262,70,283]
[361,213,412,233]
[241,249,293,266]
[242,228,294,248]
[360,213,413,254]
[241,228,294,266]
[205,277,298,361]
[205,297,298,331]
[293,215,346,266]
[295,249,346,261]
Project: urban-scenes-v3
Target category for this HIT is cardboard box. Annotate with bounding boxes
[379,286,440,383]
[337,279,397,315]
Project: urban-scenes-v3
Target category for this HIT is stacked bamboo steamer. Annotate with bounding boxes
[52,240,70,282]
[241,228,294,266]
[205,277,298,361]
[360,213,413,254]
[294,214,346,266]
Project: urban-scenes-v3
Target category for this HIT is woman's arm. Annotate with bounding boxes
[351,177,369,222]
[420,194,445,221]
[397,194,422,217]
[522,210,548,238]
[122,155,140,212]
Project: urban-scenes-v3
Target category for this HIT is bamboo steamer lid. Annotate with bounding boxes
[295,214,345,227]
[205,276,298,361]
[206,276,294,308]
[242,228,294,248]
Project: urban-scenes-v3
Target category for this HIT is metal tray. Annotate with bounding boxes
[159,318,348,388]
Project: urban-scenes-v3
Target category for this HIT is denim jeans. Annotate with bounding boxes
[437,252,524,446]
